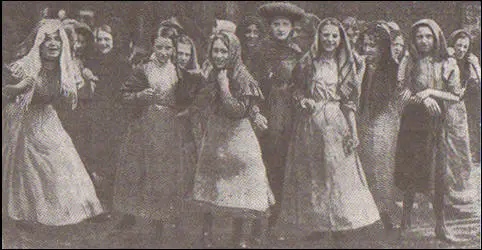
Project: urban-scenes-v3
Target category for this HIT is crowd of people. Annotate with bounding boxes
[2,2,480,248]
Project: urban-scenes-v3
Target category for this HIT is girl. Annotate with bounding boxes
[187,31,273,248]
[278,17,380,243]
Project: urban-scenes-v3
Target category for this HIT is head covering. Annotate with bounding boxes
[293,12,321,53]
[236,15,264,42]
[448,29,473,58]
[342,16,359,31]
[176,34,200,71]
[7,19,81,110]
[386,21,401,32]
[206,31,263,99]
[409,19,448,61]
[158,17,184,38]
[309,17,356,101]
[257,2,305,23]
[358,21,399,116]
[214,19,237,34]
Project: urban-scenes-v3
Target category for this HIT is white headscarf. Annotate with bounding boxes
[8,19,80,110]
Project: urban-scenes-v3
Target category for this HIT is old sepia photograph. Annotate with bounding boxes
[2,1,481,249]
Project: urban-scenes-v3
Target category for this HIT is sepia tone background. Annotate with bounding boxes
[2,1,481,249]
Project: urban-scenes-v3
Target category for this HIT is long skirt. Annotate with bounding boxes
[192,113,275,219]
[2,103,103,226]
[395,103,446,193]
[359,102,401,214]
[113,105,196,221]
[279,101,380,232]
[444,101,476,204]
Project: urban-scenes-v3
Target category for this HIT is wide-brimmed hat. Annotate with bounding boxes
[257,2,305,23]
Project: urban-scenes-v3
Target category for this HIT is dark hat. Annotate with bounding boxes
[257,2,305,23]
[159,17,185,33]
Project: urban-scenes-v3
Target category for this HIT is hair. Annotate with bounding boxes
[342,16,359,32]
[177,34,193,48]
[453,32,472,44]
[359,23,392,63]
[94,24,113,41]
[317,18,345,54]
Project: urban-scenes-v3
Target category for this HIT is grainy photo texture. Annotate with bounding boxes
[2,1,481,249]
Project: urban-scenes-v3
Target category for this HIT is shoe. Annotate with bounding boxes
[202,231,214,248]
[304,231,326,242]
[114,215,136,231]
[380,213,394,231]
[87,212,112,224]
[435,225,467,244]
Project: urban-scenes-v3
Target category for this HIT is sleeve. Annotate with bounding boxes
[219,94,250,119]
[221,70,263,119]
[468,53,481,85]
[120,65,150,105]
[397,54,414,100]
[341,85,359,113]
[443,57,462,96]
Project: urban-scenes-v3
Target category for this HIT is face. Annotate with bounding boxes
[362,34,381,63]
[40,30,62,61]
[177,42,192,69]
[345,27,359,47]
[211,38,229,69]
[96,30,113,55]
[153,37,174,64]
[319,24,341,53]
[74,33,88,56]
[244,24,260,47]
[270,17,292,41]
[454,37,470,60]
[415,26,434,54]
[391,36,404,60]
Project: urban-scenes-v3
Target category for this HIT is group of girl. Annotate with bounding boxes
[2,2,480,248]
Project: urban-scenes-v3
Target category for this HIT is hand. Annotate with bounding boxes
[423,97,441,116]
[82,68,99,82]
[91,172,104,187]
[415,89,432,103]
[300,98,316,113]
[217,69,229,91]
[343,134,359,155]
[137,88,156,103]
[176,108,190,117]
[467,53,479,66]
[253,113,268,131]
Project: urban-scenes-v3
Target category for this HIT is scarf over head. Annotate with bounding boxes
[176,34,200,72]
[204,31,263,101]
[408,19,448,62]
[7,19,81,111]
[309,17,357,102]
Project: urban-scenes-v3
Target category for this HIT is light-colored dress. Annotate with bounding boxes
[113,59,195,221]
[2,70,103,226]
[280,58,380,232]
[191,67,275,219]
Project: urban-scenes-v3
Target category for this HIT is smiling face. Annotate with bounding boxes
[40,30,62,61]
[454,36,470,60]
[415,26,435,55]
[153,36,174,64]
[319,24,341,53]
[391,35,404,61]
[245,24,260,47]
[270,17,292,41]
[211,38,229,69]
[177,42,192,69]
[96,30,113,55]
[362,34,381,63]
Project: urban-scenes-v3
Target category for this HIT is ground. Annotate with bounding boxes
[2,165,481,249]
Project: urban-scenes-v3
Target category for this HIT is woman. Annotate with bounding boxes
[87,24,132,209]
[256,2,305,232]
[235,15,264,78]
[186,31,273,248]
[278,18,380,242]
[358,22,401,231]
[56,20,98,173]
[443,29,480,205]
[390,29,407,65]
[2,19,103,229]
[112,30,197,245]
[395,19,465,243]
[293,13,321,54]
